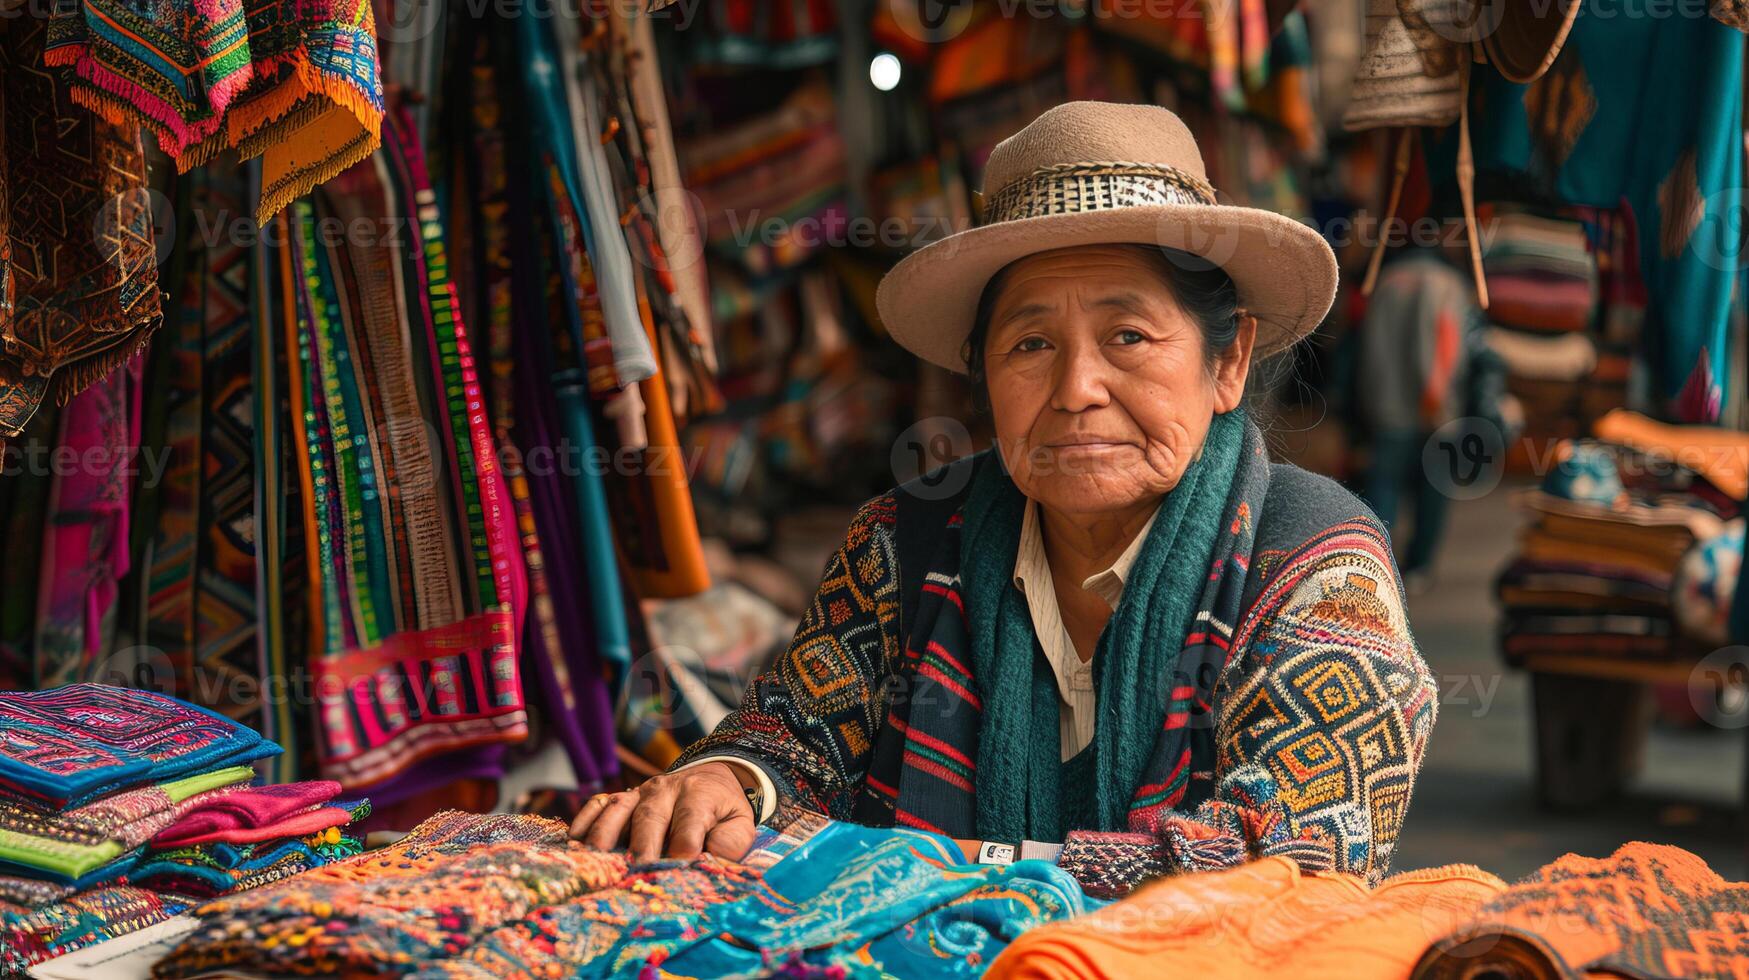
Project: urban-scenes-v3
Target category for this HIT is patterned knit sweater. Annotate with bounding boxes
[675,445,1438,898]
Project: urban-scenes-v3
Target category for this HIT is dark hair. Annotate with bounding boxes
[960,244,1242,411]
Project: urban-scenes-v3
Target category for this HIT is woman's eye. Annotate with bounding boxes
[1112,329,1146,346]
[1012,337,1049,353]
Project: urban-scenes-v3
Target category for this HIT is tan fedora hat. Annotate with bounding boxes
[875,101,1338,375]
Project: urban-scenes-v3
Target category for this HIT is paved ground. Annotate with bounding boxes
[1392,484,1746,880]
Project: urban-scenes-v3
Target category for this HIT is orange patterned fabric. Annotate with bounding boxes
[985,855,1506,980]
[1415,843,1749,980]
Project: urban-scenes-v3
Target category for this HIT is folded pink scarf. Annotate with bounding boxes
[152,781,339,847]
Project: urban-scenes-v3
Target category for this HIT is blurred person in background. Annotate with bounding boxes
[1353,245,1513,593]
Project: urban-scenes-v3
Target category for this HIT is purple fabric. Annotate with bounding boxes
[351,744,508,812]
[506,177,618,791]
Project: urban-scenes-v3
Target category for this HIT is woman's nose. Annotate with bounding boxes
[1049,344,1112,413]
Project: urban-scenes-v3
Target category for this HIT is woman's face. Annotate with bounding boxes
[982,245,1254,516]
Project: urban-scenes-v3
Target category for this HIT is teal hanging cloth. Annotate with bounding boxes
[1444,12,1742,422]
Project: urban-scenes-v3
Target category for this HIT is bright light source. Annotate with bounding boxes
[870,52,901,92]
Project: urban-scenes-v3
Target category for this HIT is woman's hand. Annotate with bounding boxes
[568,762,758,862]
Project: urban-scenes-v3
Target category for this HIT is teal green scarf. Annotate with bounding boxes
[960,408,1246,842]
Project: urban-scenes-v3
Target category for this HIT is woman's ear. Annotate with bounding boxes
[1211,313,1257,413]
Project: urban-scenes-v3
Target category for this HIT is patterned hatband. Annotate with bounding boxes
[981,161,1219,224]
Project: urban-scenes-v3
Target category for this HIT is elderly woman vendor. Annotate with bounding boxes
[573,102,1437,895]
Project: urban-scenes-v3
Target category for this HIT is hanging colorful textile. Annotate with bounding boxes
[138,169,268,732]
[579,37,712,600]
[0,13,162,452]
[43,0,385,222]
[282,108,530,792]
[467,34,618,790]
[1450,12,1743,421]
[251,162,304,784]
[33,354,141,687]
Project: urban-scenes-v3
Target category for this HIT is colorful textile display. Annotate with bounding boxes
[44,0,386,222]
[137,167,273,737]
[1496,438,1734,663]
[1672,519,1744,646]
[32,355,142,685]
[0,12,163,451]
[657,822,1098,979]
[0,765,254,881]
[409,853,764,979]
[153,811,629,978]
[0,884,192,976]
[278,107,532,792]
[126,835,339,899]
[1480,210,1598,334]
[151,802,350,848]
[676,414,1436,896]
[1593,409,1749,503]
[152,780,341,848]
[985,855,1505,980]
[0,685,278,809]
[1457,14,1743,421]
[1415,843,1749,980]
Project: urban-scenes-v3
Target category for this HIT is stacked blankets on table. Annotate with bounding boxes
[1497,438,1738,664]
[0,684,368,975]
[1478,207,1625,447]
[983,842,1749,980]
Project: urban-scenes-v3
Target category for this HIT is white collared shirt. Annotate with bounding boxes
[1013,497,1158,762]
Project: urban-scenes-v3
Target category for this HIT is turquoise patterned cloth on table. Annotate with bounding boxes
[1435,11,1742,422]
[643,822,1101,979]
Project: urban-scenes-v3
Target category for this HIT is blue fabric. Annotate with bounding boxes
[1435,13,1743,421]
[0,685,279,808]
[650,822,1102,979]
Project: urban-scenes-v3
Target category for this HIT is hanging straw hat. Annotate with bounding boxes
[1341,0,1475,131]
[874,101,1338,374]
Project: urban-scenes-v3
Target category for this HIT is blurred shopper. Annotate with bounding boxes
[1354,247,1511,590]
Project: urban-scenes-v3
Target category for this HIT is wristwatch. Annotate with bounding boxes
[740,780,764,817]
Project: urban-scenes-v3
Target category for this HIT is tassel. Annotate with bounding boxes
[1360,128,1413,297]
[1456,56,1490,309]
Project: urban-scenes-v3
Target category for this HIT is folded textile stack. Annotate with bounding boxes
[0,685,367,975]
[983,842,1748,979]
[1480,208,1604,446]
[155,810,1100,979]
[1497,441,1733,663]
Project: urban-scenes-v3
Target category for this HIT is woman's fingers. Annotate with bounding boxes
[626,781,680,862]
[581,791,639,851]
[702,812,757,861]
[568,793,615,839]
[569,763,759,861]
[664,799,719,859]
